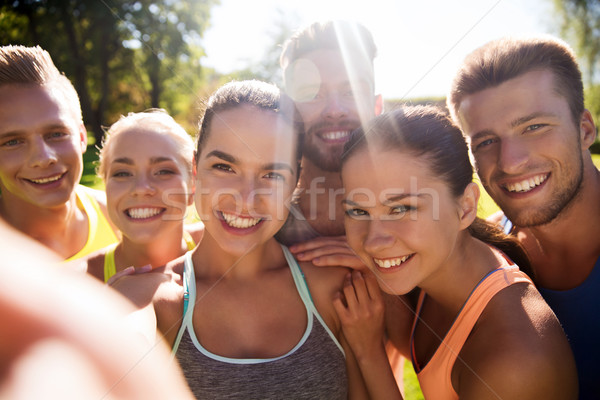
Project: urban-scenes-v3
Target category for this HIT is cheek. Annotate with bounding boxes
[344,220,367,253]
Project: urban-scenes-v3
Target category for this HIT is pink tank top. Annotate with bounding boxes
[410,264,532,399]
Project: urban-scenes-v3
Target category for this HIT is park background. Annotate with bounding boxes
[2,1,600,398]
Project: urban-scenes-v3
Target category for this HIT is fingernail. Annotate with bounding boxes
[138,264,152,272]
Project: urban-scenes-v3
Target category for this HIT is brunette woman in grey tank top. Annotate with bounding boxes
[110,81,369,398]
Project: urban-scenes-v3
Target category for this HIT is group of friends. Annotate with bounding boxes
[0,19,598,400]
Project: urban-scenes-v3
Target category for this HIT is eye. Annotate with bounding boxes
[0,138,23,147]
[474,138,497,151]
[345,208,369,219]
[111,170,132,178]
[156,168,176,176]
[47,131,68,140]
[263,171,285,180]
[213,163,233,172]
[525,123,546,132]
[390,205,413,215]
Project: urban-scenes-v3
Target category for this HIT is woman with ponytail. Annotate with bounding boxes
[334,105,577,399]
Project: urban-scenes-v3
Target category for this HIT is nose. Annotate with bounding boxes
[363,218,395,255]
[498,137,529,174]
[131,174,156,197]
[322,92,349,120]
[29,137,58,168]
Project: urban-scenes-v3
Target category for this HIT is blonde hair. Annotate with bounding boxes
[98,109,194,180]
[0,45,83,122]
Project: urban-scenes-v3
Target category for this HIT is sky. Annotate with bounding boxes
[201,0,557,100]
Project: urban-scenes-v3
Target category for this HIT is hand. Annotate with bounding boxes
[106,264,152,286]
[289,236,367,270]
[333,270,386,359]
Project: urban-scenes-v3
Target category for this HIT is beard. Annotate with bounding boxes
[302,119,361,172]
[494,155,585,227]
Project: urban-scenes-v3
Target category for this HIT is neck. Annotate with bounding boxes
[517,159,600,288]
[118,226,187,269]
[419,235,501,314]
[295,157,346,236]
[0,191,86,258]
[191,233,285,280]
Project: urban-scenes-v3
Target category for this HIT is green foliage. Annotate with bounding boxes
[1,0,219,144]
[552,0,600,151]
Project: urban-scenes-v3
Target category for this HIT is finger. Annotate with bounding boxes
[312,254,367,270]
[363,270,384,301]
[134,264,152,274]
[350,271,370,303]
[295,245,355,261]
[332,292,350,318]
[106,266,135,286]
[341,273,359,310]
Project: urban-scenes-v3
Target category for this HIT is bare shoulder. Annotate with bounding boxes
[456,283,578,399]
[300,260,348,296]
[299,261,349,332]
[185,221,204,245]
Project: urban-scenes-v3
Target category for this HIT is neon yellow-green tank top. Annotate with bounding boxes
[65,185,119,262]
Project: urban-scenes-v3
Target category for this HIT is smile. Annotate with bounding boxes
[503,174,548,193]
[27,173,64,184]
[320,131,350,141]
[373,254,413,269]
[126,207,164,219]
[221,212,261,229]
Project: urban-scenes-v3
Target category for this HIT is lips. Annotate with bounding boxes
[125,207,165,219]
[220,212,262,229]
[26,172,65,185]
[373,254,414,269]
[503,173,548,193]
[319,130,351,142]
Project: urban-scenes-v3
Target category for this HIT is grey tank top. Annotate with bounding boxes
[172,245,348,399]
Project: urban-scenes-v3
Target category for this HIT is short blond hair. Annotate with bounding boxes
[0,45,83,122]
[98,109,194,180]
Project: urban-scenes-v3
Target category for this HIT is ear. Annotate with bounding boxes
[79,123,88,153]
[579,109,597,150]
[458,182,479,230]
[374,94,383,116]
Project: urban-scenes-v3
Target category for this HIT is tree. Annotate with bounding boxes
[552,0,600,139]
[1,0,218,145]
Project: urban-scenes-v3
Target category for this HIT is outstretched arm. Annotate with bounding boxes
[333,270,404,400]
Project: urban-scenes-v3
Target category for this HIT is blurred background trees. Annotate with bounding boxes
[1,0,599,153]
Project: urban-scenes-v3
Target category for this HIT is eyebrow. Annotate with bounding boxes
[342,193,423,206]
[510,112,557,128]
[112,156,175,165]
[206,150,294,174]
[0,124,70,139]
[205,150,236,163]
[471,111,559,142]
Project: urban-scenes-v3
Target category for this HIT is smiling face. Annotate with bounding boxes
[0,84,86,211]
[195,104,298,256]
[286,49,378,172]
[342,148,467,294]
[103,128,192,243]
[457,69,588,227]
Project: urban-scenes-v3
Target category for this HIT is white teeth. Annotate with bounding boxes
[374,255,411,269]
[221,212,261,229]
[505,174,547,193]
[30,174,62,184]
[321,131,350,140]
[127,207,162,219]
